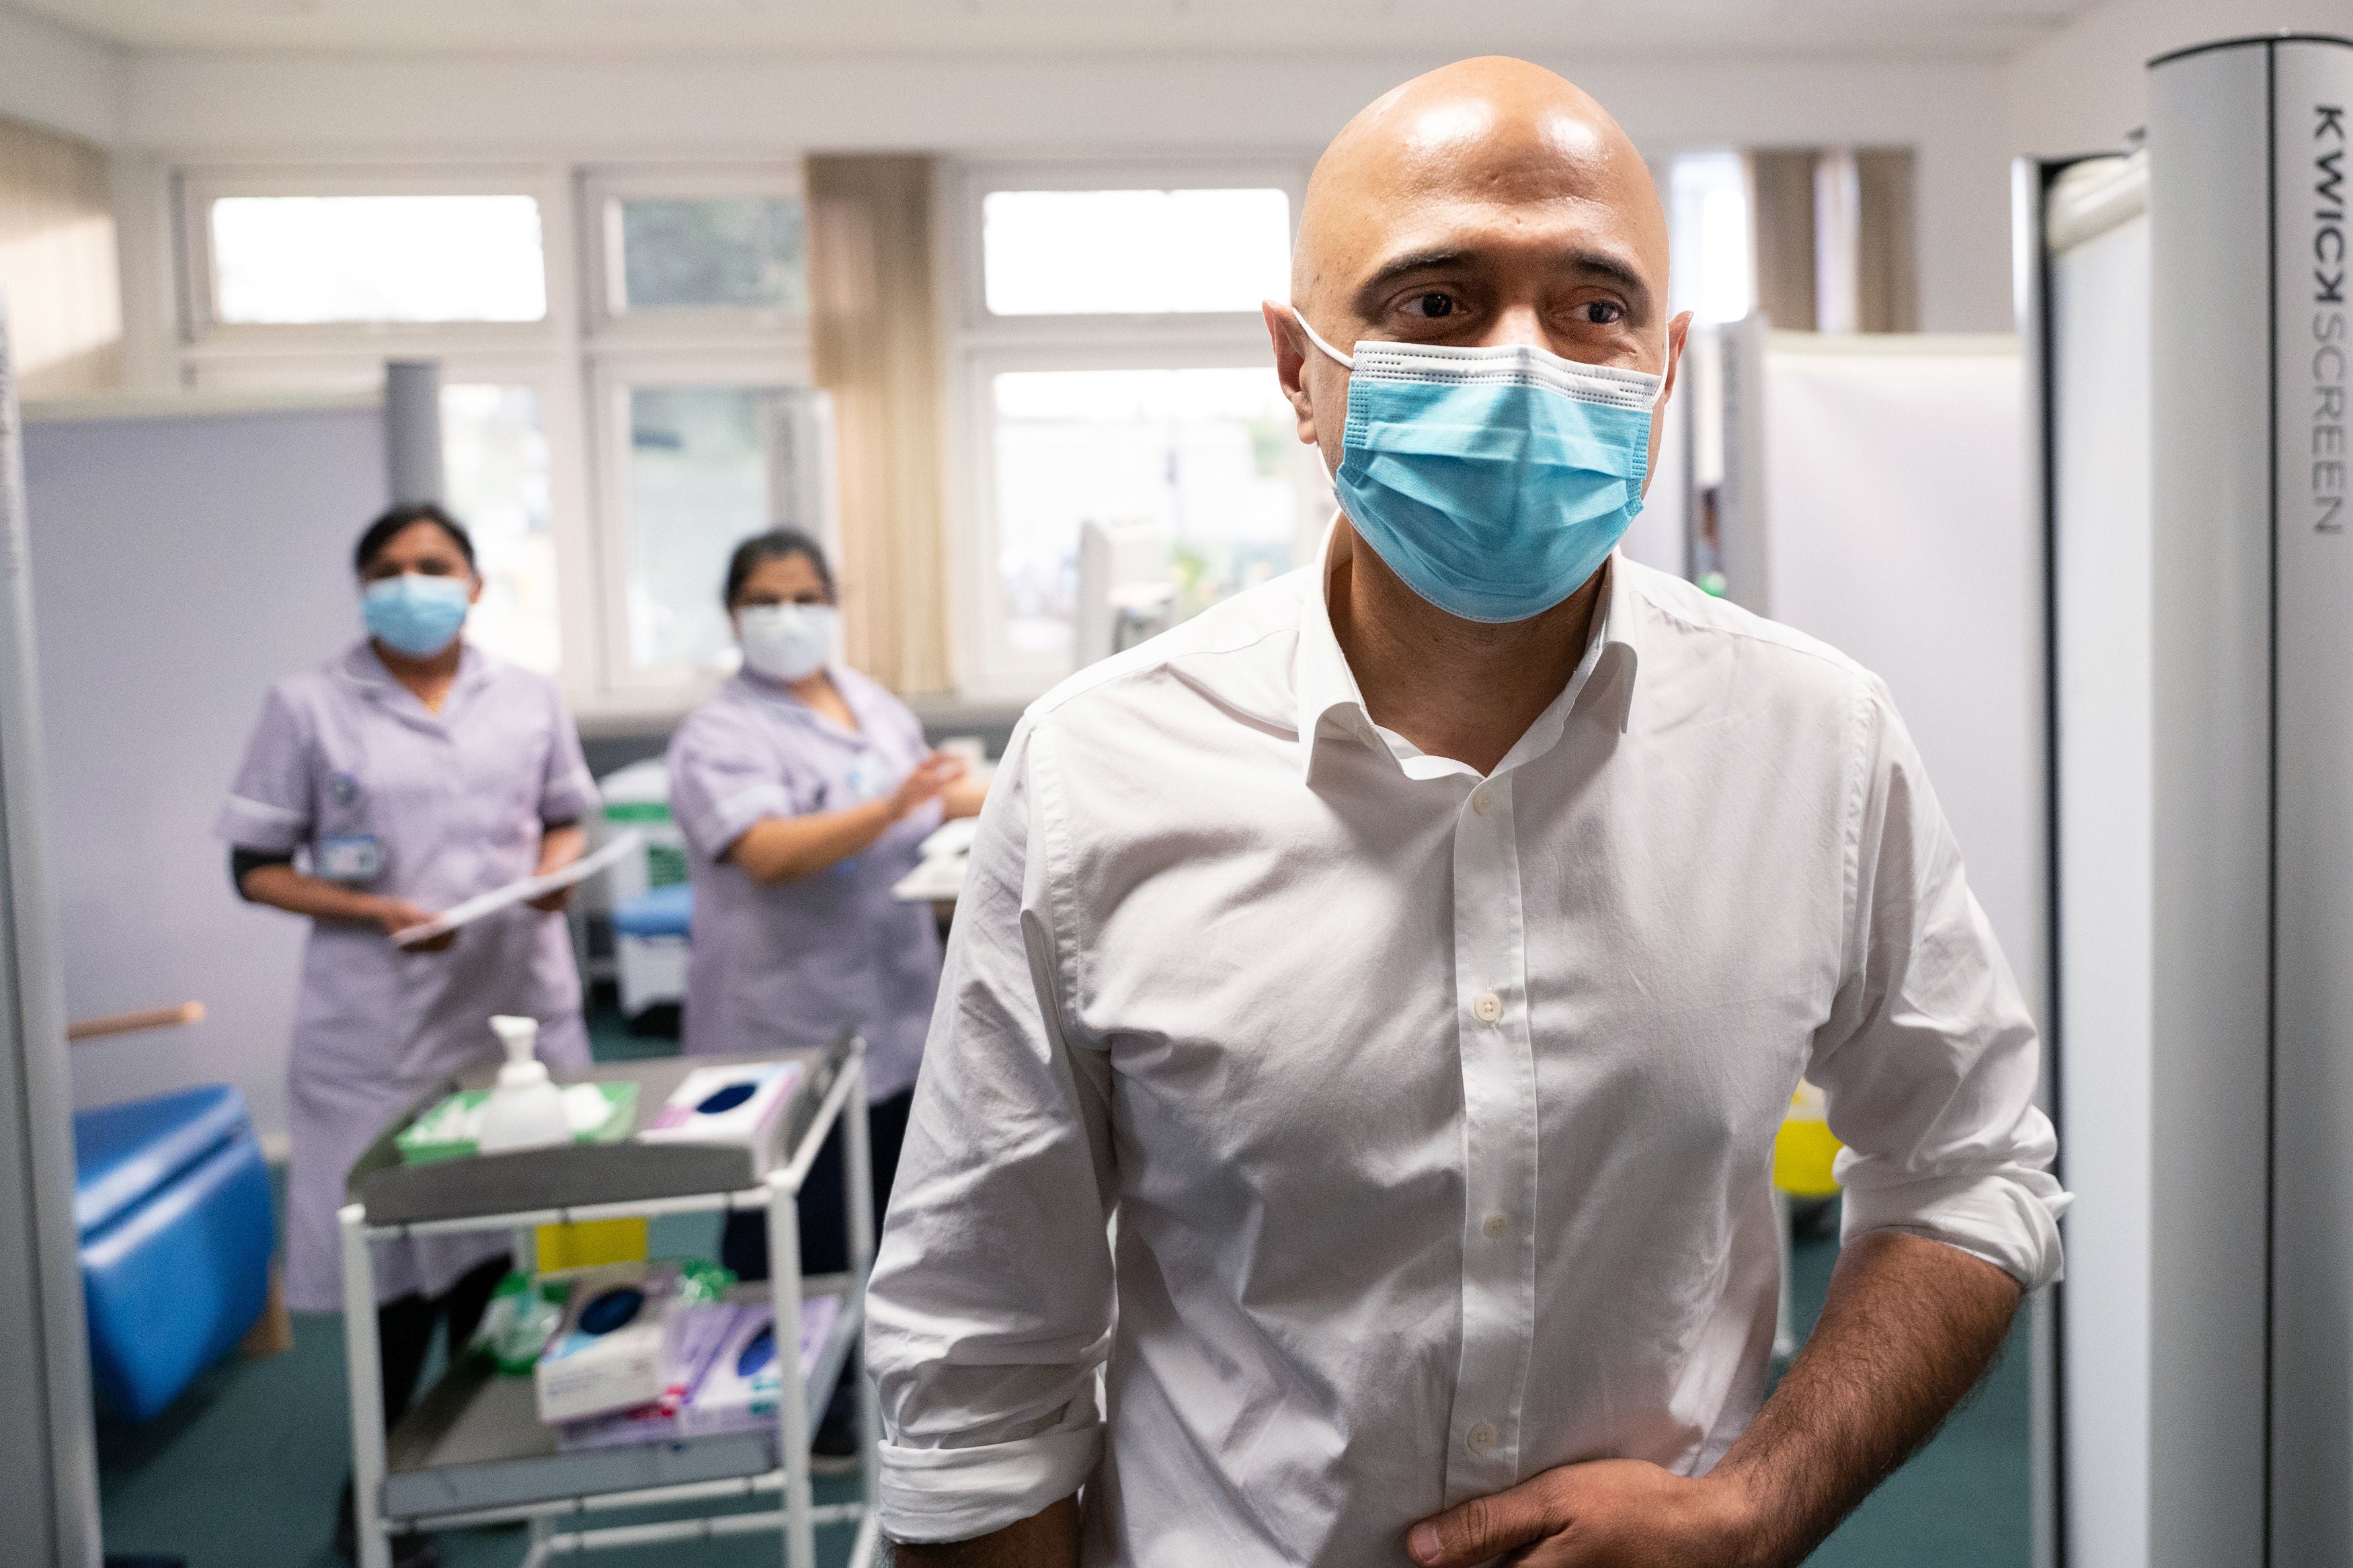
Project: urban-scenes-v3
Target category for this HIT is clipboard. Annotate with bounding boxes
[391,830,644,947]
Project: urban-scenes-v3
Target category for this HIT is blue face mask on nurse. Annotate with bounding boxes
[362,548,477,657]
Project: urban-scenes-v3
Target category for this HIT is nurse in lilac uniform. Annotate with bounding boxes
[668,530,983,1282]
[219,505,594,1542]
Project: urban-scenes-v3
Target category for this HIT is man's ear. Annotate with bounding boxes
[1662,310,1695,406]
[1263,301,1321,449]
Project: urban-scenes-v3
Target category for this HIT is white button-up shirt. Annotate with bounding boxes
[865,543,2067,1565]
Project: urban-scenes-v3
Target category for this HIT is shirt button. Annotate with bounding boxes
[1466,1421,1497,1455]
[1482,1212,1509,1239]
[1472,990,1503,1024]
[1470,787,1493,815]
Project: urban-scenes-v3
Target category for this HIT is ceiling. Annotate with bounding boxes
[17,0,2106,63]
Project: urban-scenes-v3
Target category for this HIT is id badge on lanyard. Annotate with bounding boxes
[315,834,385,882]
[315,768,383,884]
[842,747,893,802]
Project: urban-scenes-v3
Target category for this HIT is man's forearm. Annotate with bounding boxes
[890,1494,1081,1568]
[1714,1229,2021,1563]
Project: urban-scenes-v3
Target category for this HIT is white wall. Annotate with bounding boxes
[0,7,120,147]
[2007,0,2351,157]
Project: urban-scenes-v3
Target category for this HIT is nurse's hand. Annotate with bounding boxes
[526,822,590,913]
[372,898,456,952]
[890,752,967,820]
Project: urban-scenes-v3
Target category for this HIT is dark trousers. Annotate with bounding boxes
[376,1252,510,1428]
[338,1253,513,1550]
[721,1087,914,1282]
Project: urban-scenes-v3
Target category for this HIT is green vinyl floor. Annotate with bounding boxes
[95,1006,2030,1567]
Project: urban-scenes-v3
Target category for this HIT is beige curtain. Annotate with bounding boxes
[1855,148,1919,333]
[1747,149,1819,333]
[0,114,121,398]
[805,154,951,696]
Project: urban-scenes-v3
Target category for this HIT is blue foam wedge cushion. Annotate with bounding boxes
[737,1323,776,1378]
[577,1286,645,1336]
[80,1128,272,1422]
[694,1081,758,1116]
[73,1084,249,1239]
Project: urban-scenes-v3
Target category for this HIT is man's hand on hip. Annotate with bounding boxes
[1406,1231,2021,1568]
[1406,1458,1759,1568]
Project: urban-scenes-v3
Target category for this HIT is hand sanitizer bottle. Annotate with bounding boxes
[475,1015,571,1155]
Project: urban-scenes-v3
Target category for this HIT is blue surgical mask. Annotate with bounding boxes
[1298,315,1667,624]
[362,573,471,656]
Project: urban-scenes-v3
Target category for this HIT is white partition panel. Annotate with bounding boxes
[2045,162,2152,1568]
[22,394,388,1144]
[1754,335,2040,1002]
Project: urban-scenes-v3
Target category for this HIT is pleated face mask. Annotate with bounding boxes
[1298,314,1667,624]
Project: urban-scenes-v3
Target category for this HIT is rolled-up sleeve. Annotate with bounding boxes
[666,707,803,863]
[1810,677,2069,1291]
[215,686,313,854]
[863,718,1117,1544]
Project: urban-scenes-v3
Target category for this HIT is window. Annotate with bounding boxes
[991,369,1302,660]
[610,196,808,313]
[955,162,1314,696]
[981,188,1291,316]
[177,163,813,718]
[207,195,547,325]
[614,384,832,675]
[442,384,560,674]
[1669,152,1755,327]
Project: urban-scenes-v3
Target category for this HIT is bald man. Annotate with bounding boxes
[865,58,2065,1568]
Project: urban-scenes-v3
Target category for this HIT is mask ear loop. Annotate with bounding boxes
[1648,323,1674,413]
[1293,312,1356,370]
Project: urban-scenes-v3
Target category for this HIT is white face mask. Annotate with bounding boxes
[737,603,838,683]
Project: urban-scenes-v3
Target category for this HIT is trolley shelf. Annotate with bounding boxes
[349,1045,848,1229]
[383,1276,864,1526]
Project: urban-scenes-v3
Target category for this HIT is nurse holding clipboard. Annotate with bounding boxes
[219,503,595,1560]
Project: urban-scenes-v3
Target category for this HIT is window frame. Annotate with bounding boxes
[946,155,1314,698]
[578,163,814,349]
[177,164,570,347]
[171,157,826,725]
[586,345,819,704]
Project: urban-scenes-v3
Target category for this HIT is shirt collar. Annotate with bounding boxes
[734,664,870,741]
[1293,517,1643,788]
[340,638,493,712]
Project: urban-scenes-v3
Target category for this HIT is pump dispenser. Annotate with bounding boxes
[475,1014,571,1154]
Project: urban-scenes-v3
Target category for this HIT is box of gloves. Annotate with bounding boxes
[554,1290,842,1448]
[534,1259,734,1426]
[555,1294,744,1450]
[678,1294,842,1437]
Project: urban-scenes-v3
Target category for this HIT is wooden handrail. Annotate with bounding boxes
[67,1001,205,1043]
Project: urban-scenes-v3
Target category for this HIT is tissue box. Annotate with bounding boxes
[534,1261,684,1424]
[638,1063,803,1148]
[679,1294,842,1437]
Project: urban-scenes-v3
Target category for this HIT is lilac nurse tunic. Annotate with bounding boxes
[667,666,943,1101]
[218,643,596,1311]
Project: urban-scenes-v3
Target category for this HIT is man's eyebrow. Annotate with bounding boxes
[1353,244,1655,306]
[1560,247,1651,302]
[1356,247,1479,296]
